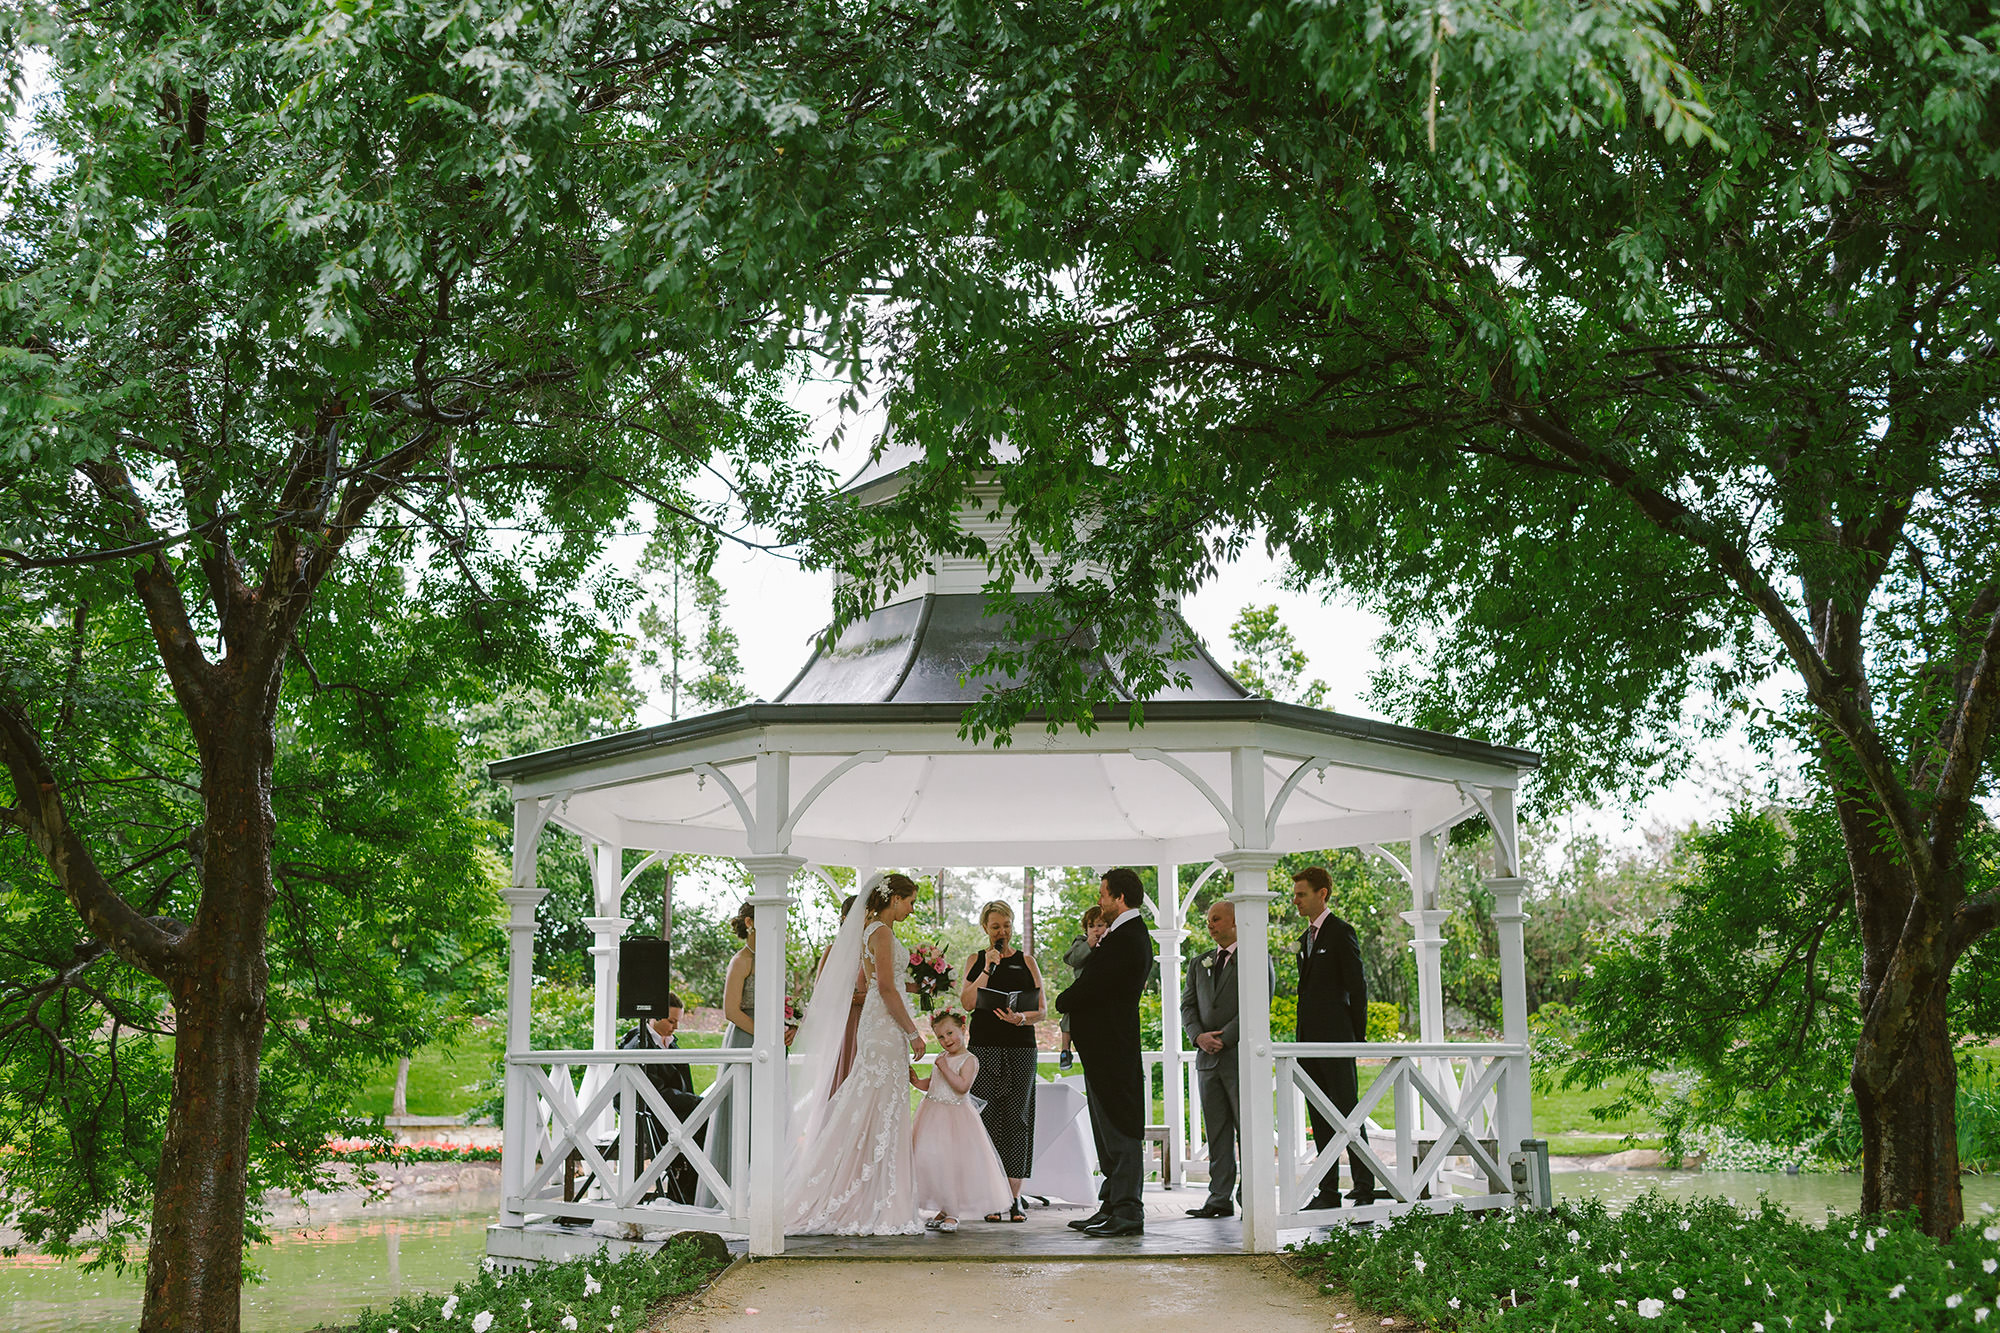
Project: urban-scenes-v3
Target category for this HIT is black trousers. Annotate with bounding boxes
[1082,1047,1146,1222]
[1299,1056,1378,1204]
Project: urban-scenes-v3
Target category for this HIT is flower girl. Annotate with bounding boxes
[909,1010,1013,1232]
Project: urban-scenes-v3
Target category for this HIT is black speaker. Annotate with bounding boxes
[617,937,675,1019]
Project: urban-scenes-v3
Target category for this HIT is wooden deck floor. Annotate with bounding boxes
[760,1189,1320,1259]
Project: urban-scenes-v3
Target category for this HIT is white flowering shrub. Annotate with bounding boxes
[1296,1192,2000,1329]
[339,1239,725,1333]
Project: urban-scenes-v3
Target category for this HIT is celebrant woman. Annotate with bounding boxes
[959,899,1045,1222]
[784,873,928,1235]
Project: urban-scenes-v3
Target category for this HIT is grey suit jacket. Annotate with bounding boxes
[1179,946,1278,1073]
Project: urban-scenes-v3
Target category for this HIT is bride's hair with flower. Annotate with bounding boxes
[866,873,919,913]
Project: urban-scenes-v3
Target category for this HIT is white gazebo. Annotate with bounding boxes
[484,466,1545,1264]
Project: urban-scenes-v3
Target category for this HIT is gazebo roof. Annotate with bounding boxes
[492,452,1537,868]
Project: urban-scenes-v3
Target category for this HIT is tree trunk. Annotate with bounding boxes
[391,1056,412,1119]
[1835,781,1965,1237]
[1854,972,1963,1236]
[141,702,276,1333]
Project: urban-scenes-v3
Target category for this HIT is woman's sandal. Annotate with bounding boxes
[983,1210,1008,1223]
[1007,1198,1028,1223]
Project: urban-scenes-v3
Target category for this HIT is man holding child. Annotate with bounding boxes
[1054,867,1155,1238]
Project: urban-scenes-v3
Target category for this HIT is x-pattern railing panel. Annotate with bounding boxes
[1274,1042,1525,1220]
[511,1052,749,1223]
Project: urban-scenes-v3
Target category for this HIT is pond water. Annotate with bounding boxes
[0,1200,497,1333]
[1553,1168,2000,1219]
[10,1173,2000,1330]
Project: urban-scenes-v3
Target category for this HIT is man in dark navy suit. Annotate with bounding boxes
[1292,866,1378,1208]
[1055,867,1156,1237]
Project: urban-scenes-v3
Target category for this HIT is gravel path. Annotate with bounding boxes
[657,1255,1425,1332]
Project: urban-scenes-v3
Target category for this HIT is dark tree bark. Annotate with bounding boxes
[141,697,278,1331]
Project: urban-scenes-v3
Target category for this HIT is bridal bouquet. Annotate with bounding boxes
[906,944,954,1013]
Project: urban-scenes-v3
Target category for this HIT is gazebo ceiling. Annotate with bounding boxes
[490,700,1539,866]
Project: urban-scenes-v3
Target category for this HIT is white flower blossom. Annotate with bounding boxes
[1950,1295,1967,1309]
[1865,1236,1876,1251]
[442,1295,459,1320]
[563,1318,579,1331]
[1987,1225,2000,1242]
[1636,1298,1665,1318]
[1679,1220,1691,1231]
[1673,1288,1686,1300]
[1413,1254,1426,1274]
[472,1314,495,1333]
[1753,1324,1764,1332]
[1447,1297,1460,1310]
[583,1273,602,1296]
[1567,1229,1580,1244]
[1977,1310,1991,1325]
[1823,1313,1834,1330]
[1987,1259,1998,1274]
[1889,1284,1906,1298]
[1563,1276,1579,1288]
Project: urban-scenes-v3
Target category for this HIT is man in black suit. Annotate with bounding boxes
[1055,867,1156,1237]
[616,993,705,1204]
[1292,866,1378,1208]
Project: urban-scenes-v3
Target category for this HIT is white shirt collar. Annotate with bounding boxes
[1108,906,1143,934]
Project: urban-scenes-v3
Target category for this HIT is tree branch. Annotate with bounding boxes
[1928,593,2000,869]
[74,456,217,719]
[0,691,186,981]
[1497,402,1933,877]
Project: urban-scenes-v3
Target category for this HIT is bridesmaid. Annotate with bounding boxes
[703,903,792,1206]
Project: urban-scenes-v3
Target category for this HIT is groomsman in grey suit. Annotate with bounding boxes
[1179,901,1275,1219]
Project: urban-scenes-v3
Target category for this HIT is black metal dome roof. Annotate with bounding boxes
[773,592,1250,705]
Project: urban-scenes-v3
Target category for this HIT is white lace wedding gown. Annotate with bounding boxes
[784,921,925,1235]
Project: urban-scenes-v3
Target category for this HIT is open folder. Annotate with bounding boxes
[973,986,1041,1012]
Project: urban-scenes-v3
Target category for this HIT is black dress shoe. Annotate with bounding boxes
[1187,1202,1234,1218]
[1067,1213,1109,1231]
[1305,1194,1343,1212]
[1081,1216,1145,1237]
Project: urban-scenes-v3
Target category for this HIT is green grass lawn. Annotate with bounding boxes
[348,1028,728,1117]
[349,1026,505,1119]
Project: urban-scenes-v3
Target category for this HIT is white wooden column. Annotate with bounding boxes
[1401,829,1448,1137]
[1222,745,1281,1253]
[1153,860,1186,1187]
[499,796,554,1227]
[1402,830,1448,1045]
[743,748,799,1256]
[586,842,632,1053]
[1484,788,1533,1153]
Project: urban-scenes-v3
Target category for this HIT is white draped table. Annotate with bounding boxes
[1021,1076,1097,1205]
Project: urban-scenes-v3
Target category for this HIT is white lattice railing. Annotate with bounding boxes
[504,1049,753,1234]
[1275,1041,1528,1223]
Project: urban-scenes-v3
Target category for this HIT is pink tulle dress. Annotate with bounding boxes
[912,1050,1014,1219]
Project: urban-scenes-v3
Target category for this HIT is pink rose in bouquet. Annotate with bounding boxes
[905,943,954,1012]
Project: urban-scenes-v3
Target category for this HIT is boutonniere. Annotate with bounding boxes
[1206,952,1220,972]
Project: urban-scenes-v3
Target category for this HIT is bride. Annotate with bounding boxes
[784,872,928,1235]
